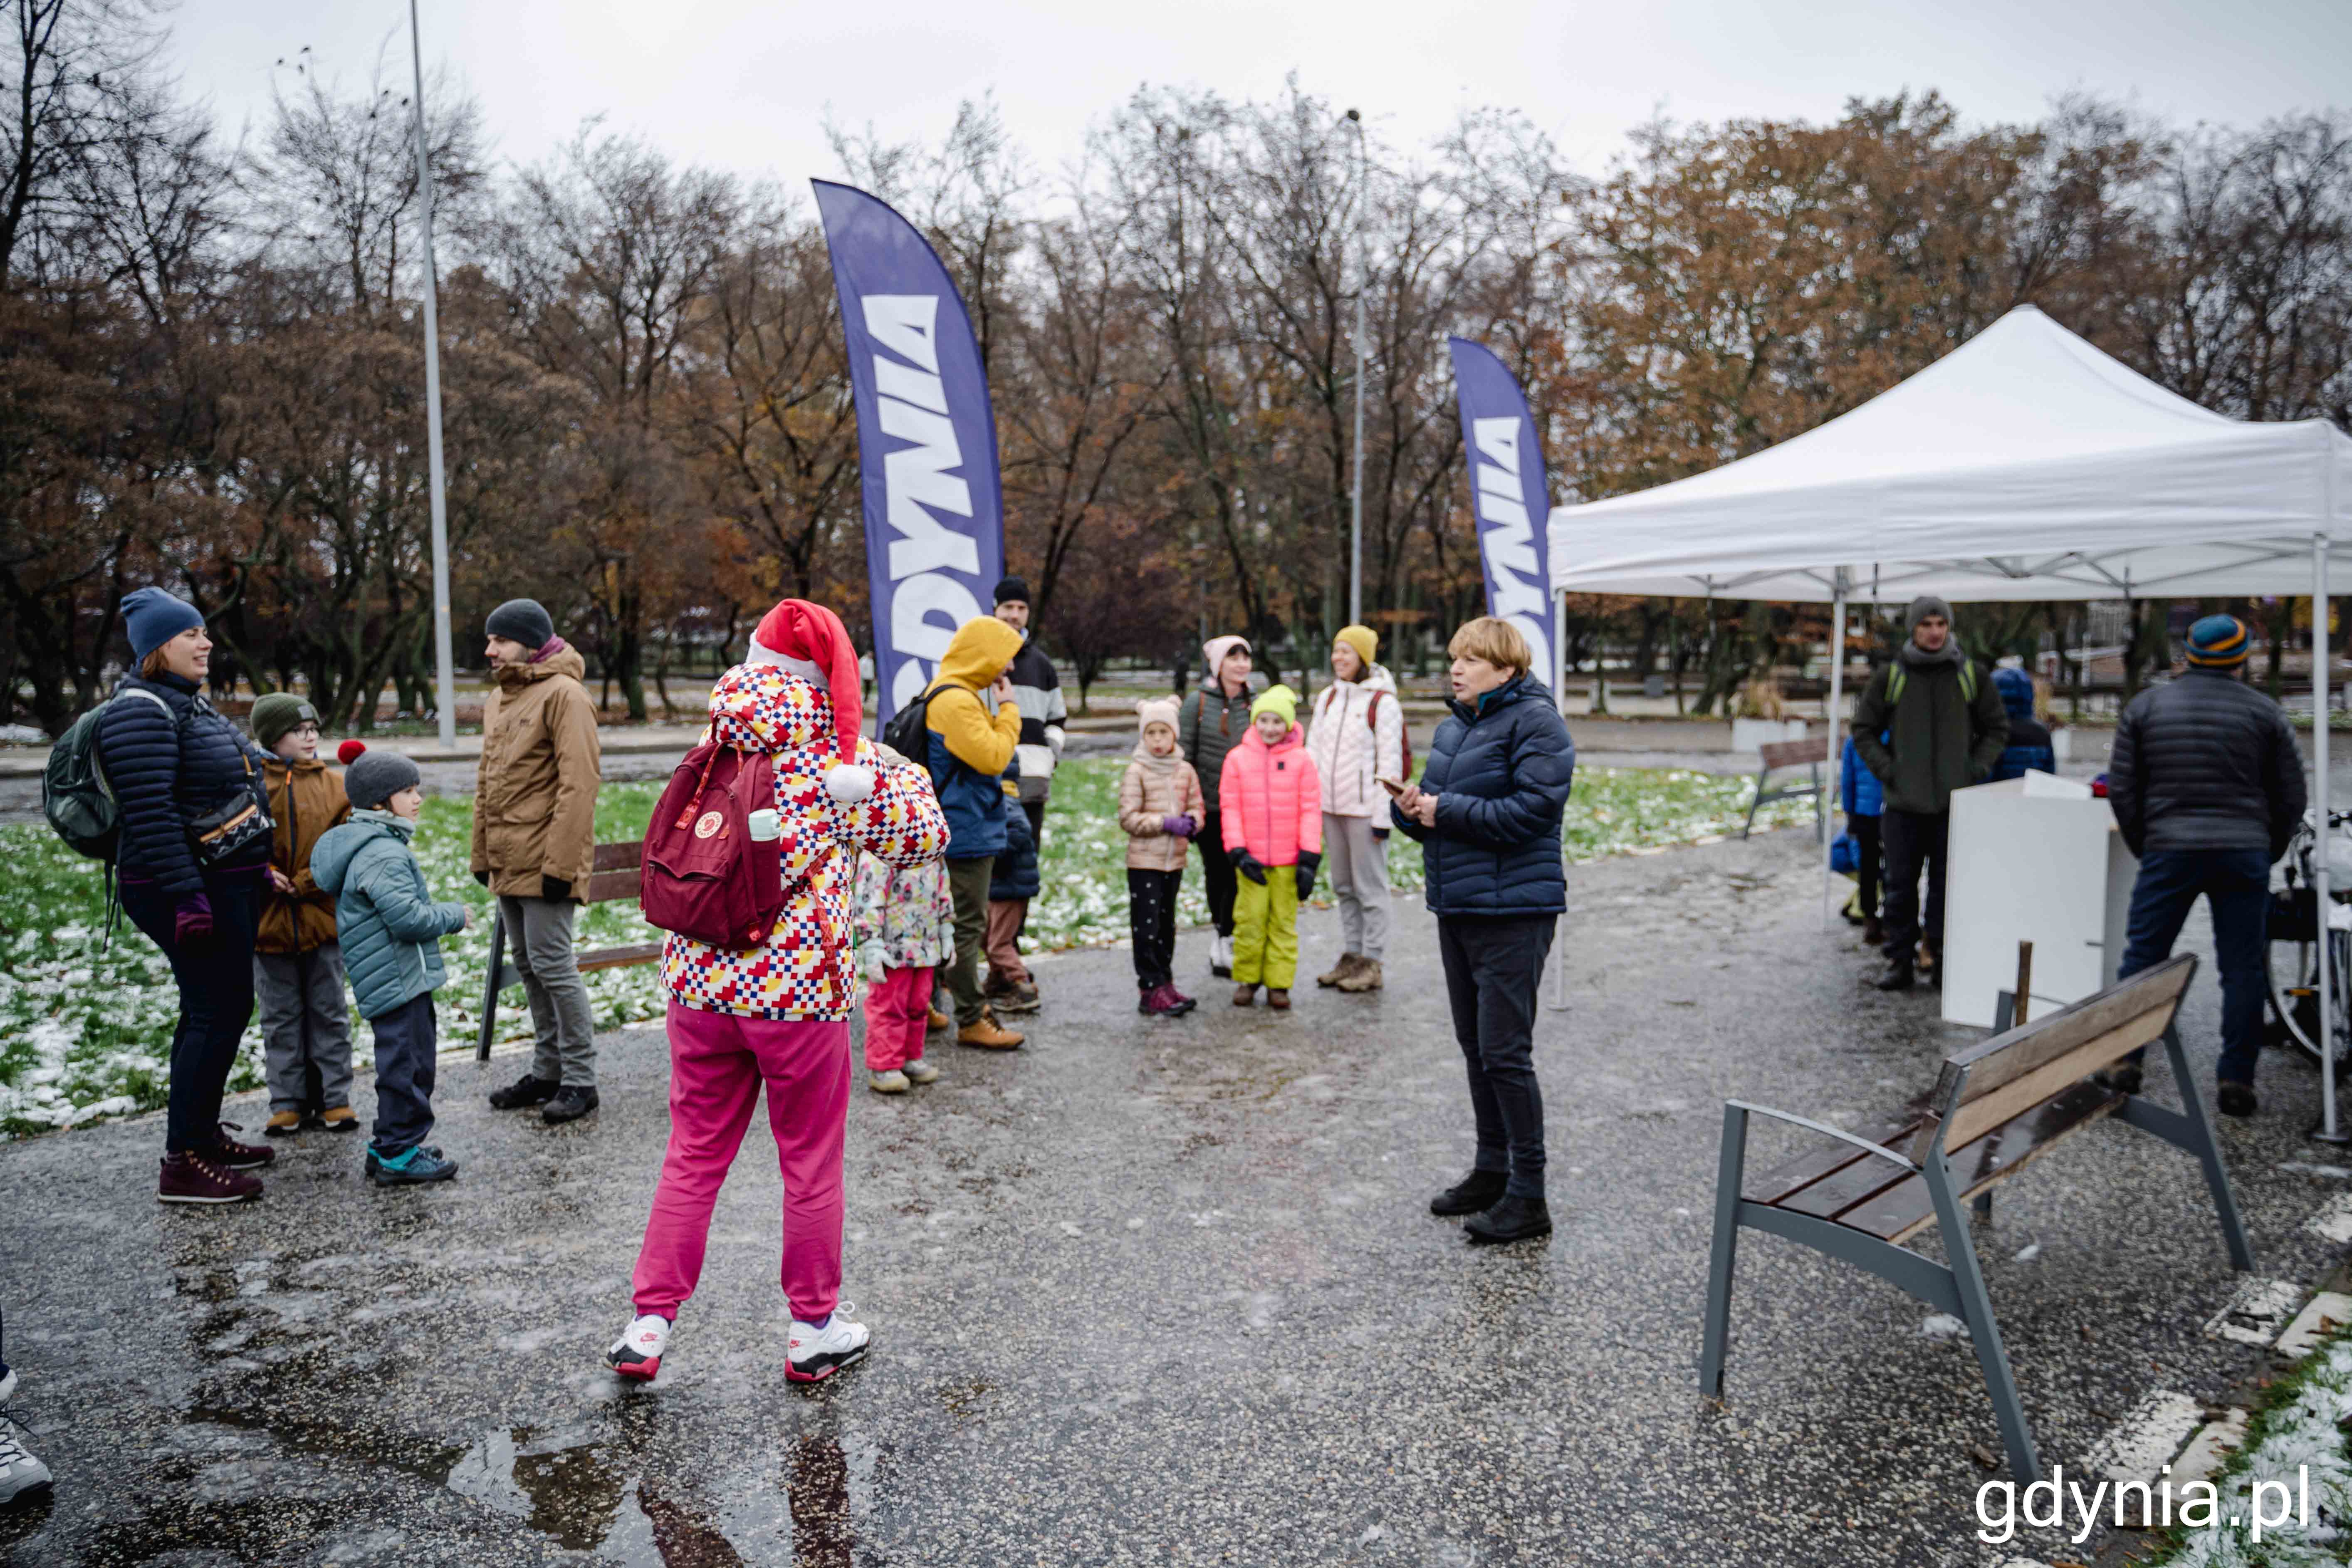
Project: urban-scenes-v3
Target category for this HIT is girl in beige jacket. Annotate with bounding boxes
[1119,698,1207,1016]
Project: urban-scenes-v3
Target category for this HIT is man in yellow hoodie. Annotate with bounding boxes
[920,616,1026,1049]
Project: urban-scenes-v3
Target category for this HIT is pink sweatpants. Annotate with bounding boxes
[631,999,851,1324]
[862,965,933,1071]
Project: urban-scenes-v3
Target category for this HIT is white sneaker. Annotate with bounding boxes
[903,1056,940,1085]
[868,1068,910,1094]
[1211,934,1233,977]
[786,1307,871,1383]
[605,1313,670,1383]
[0,1405,49,1508]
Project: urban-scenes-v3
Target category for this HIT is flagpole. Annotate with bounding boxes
[410,0,457,752]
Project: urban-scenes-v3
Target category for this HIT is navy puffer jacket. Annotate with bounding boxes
[1393,676,1576,917]
[990,791,1040,902]
[95,672,274,898]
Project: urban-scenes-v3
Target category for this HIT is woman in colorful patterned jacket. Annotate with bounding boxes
[608,599,948,1389]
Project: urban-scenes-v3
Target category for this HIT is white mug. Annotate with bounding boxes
[747,808,782,842]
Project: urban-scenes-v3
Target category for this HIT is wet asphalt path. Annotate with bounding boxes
[4,827,2350,1567]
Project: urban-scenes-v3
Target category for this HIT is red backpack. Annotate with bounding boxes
[1368,689,1414,783]
[641,742,786,948]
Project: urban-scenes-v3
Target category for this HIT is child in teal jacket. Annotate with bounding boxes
[311,749,470,1185]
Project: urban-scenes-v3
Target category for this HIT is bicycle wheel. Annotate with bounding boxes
[2270,928,2352,1069]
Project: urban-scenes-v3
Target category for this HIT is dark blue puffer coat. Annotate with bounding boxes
[1393,676,1576,918]
[990,789,1040,902]
[95,672,274,898]
[1991,668,2057,782]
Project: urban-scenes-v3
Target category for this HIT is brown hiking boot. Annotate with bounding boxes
[320,1106,361,1134]
[1336,959,1383,993]
[957,1010,1025,1050]
[1266,988,1291,1010]
[158,1152,262,1205]
[1316,953,1363,988]
[264,1110,302,1137]
[1232,982,1258,1007]
[925,1007,952,1032]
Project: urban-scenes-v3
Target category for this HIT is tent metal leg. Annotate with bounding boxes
[2316,534,2346,1145]
[1822,581,1847,930]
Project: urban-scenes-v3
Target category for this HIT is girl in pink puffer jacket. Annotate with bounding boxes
[1218,684,1322,1009]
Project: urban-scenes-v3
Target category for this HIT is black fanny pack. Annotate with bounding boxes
[188,717,275,868]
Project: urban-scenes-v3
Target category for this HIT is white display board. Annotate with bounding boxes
[1941,774,2139,1029]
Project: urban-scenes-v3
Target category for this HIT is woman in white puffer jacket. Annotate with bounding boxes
[1304,624,1407,992]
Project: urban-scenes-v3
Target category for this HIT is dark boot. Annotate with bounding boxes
[541,1086,600,1125]
[1872,960,1915,992]
[1860,916,1884,946]
[490,1072,559,1110]
[2217,1081,2258,1118]
[2094,1063,2144,1096]
[1429,1170,1508,1217]
[1465,1194,1553,1245]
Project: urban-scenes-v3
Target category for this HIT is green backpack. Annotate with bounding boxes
[1882,659,1977,708]
[42,687,176,861]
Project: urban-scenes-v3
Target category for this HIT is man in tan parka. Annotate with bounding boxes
[472,598,604,1124]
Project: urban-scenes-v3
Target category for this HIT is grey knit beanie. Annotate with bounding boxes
[344,749,422,811]
[485,598,555,648]
[1905,596,1954,632]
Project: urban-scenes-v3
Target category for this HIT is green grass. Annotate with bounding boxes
[0,759,1809,1136]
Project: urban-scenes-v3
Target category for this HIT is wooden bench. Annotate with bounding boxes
[1696,953,2252,1478]
[474,840,661,1060]
[1742,734,1827,840]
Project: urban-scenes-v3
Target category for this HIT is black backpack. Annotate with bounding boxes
[880,687,942,773]
[42,687,178,861]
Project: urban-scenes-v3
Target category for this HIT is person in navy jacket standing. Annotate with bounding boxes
[1391,616,1575,1245]
[97,589,282,1205]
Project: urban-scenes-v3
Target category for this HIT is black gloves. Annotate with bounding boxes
[542,876,573,902]
[1232,849,1266,885]
[1295,851,1320,901]
[474,870,490,887]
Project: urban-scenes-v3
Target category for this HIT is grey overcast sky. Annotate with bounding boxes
[165,0,2352,186]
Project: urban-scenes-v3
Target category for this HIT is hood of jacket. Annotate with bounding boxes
[312,811,411,896]
[1447,673,1545,725]
[1355,662,1398,698]
[493,642,588,692]
[708,661,834,753]
[932,617,1025,693]
[1993,666,2037,721]
[1129,736,1187,772]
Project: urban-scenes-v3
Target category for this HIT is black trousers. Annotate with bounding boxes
[1880,808,1950,960]
[1852,813,1882,920]
[121,869,263,1155]
[1198,810,1239,937]
[367,991,440,1156]
[1437,914,1553,1201]
[1128,868,1183,989]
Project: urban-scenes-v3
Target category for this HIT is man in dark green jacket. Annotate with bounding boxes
[1851,596,2008,991]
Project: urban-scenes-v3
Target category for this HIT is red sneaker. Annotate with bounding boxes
[157,1152,263,1205]
[203,1122,276,1170]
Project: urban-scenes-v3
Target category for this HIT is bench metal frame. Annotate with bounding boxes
[1697,1005,2253,1479]
[1741,738,1826,841]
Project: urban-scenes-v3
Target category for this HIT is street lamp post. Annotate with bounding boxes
[1346,108,1367,628]
[409,0,457,750]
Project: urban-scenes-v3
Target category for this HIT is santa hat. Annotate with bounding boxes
[745,599,873,804]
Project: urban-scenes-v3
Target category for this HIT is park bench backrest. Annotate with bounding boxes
[1758,735,1828,771]
[1918,953,2196,1157]
[584,840,643,904]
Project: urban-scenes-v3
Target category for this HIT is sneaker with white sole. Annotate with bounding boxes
[786,1308,870,1383]
[868,1068,910,1095]
[606,1313,671,1382]
[0,1389,50,1509]
[903,1056,940,1085]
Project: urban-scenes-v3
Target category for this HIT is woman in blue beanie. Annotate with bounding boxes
[97,588,283,1205]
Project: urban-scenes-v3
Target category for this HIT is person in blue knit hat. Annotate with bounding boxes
[96,587,284,1204]
[1990,668,2057,782]
[2099,613,2306,1118]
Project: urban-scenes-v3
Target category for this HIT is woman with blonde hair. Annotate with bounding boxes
[1390,617,1575,1245]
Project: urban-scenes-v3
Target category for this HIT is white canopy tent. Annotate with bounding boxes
[1543,304,2352,1138]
